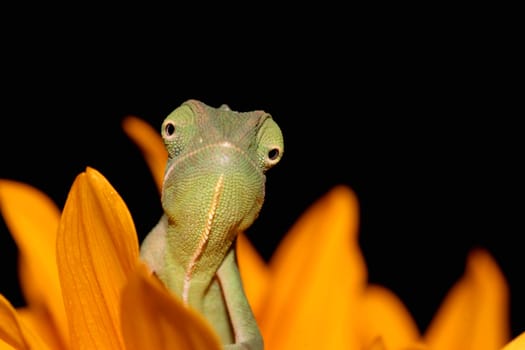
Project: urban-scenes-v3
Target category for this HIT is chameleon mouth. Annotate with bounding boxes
[162,141,263,187]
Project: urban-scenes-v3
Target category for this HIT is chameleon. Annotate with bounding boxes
[139,99,284,349]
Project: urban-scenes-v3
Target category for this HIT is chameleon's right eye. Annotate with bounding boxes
[256,117,284,171]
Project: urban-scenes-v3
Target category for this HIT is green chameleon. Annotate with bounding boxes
[140,99,284,349]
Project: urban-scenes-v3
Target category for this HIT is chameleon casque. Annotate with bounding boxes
[139,99,284,349]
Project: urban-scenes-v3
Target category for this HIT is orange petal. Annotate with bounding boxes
[120,263,221,350]
[0,295,50,350]
[0,180,67,345]
[0,340,16,350]
[502,331,525,350]
[17,308,63,350]
[400,344,430,350]
[259,185,366,349]
[424,248,510,350]
[0,295,27,350]
[236,232,270,319]
[122,116,167,193]
[365,337,387,350]
[359,284,421,349]
[56,167,139,350]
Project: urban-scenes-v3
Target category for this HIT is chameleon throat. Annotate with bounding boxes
[182,173,225,305]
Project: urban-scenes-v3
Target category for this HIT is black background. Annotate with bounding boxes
[0,7,522,339]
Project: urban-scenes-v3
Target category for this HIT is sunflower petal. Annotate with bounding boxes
[0,295,27,349]
[0,340,16,350]
[16,308,64,350]
[364,336,431,350]
[259,185,366,349]
[0,180,68,344]
[56,167,139,350]
[121,263,222,350]
[236,232,270,319]
[424,248,509,350]
[400,344,430,350]
[359,284,421,349]
[365,337,387,350]
[502,331,525,350]
[0,295,50,350]
[122,116,167,193]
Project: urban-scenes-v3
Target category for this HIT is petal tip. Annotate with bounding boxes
[121,115,143,133]
[326,184,360,211]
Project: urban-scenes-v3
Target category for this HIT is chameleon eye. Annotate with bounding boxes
[264,145,282,168]
[268,148,280,161]
[164,122,176,137]
[256,117,284,171]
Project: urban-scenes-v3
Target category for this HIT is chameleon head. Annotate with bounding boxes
[160,99,284,283]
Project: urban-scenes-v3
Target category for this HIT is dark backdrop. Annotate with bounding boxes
[0,9,522,339]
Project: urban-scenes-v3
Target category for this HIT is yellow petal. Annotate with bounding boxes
[364,336,430,350]
[259,185,366,350]
[400,344,431,350]
[0,340,16,350]
[17,308,63,350]
[122,116,167,193]
[0,295,27,349]
[424,248,509,350]
[236,232,270,319]
[56,167,139,350]
[0,295,50,350]
[365,337,387,350]
[120,263,222,350]
[359,284,421,349]
[0,180,68,345]
[502,331,525,350]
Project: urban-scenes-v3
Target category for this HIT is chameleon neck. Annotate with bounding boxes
[181,173,224,303]
[171,178,232,303]
[158,143,266,311]
[160,173,242,311]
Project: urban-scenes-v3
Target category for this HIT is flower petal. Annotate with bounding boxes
[0,295,50,350]
[365,337,387,350]
[122,116,167,193]
[120,263,222,350]
[359,284,421,349]
[16,308,63,350]
[502,331,525,350]
[0,180,67,345]
[0,295,27,349]
[259,185,366,349]
[56,167,139,350]
[424,248,509,350]
[236,232,270,320]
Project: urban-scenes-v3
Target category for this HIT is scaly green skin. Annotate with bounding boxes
[140,99,284,349]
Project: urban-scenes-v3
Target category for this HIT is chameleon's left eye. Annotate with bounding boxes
[164,122,176,138]
[161,104,196,158]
